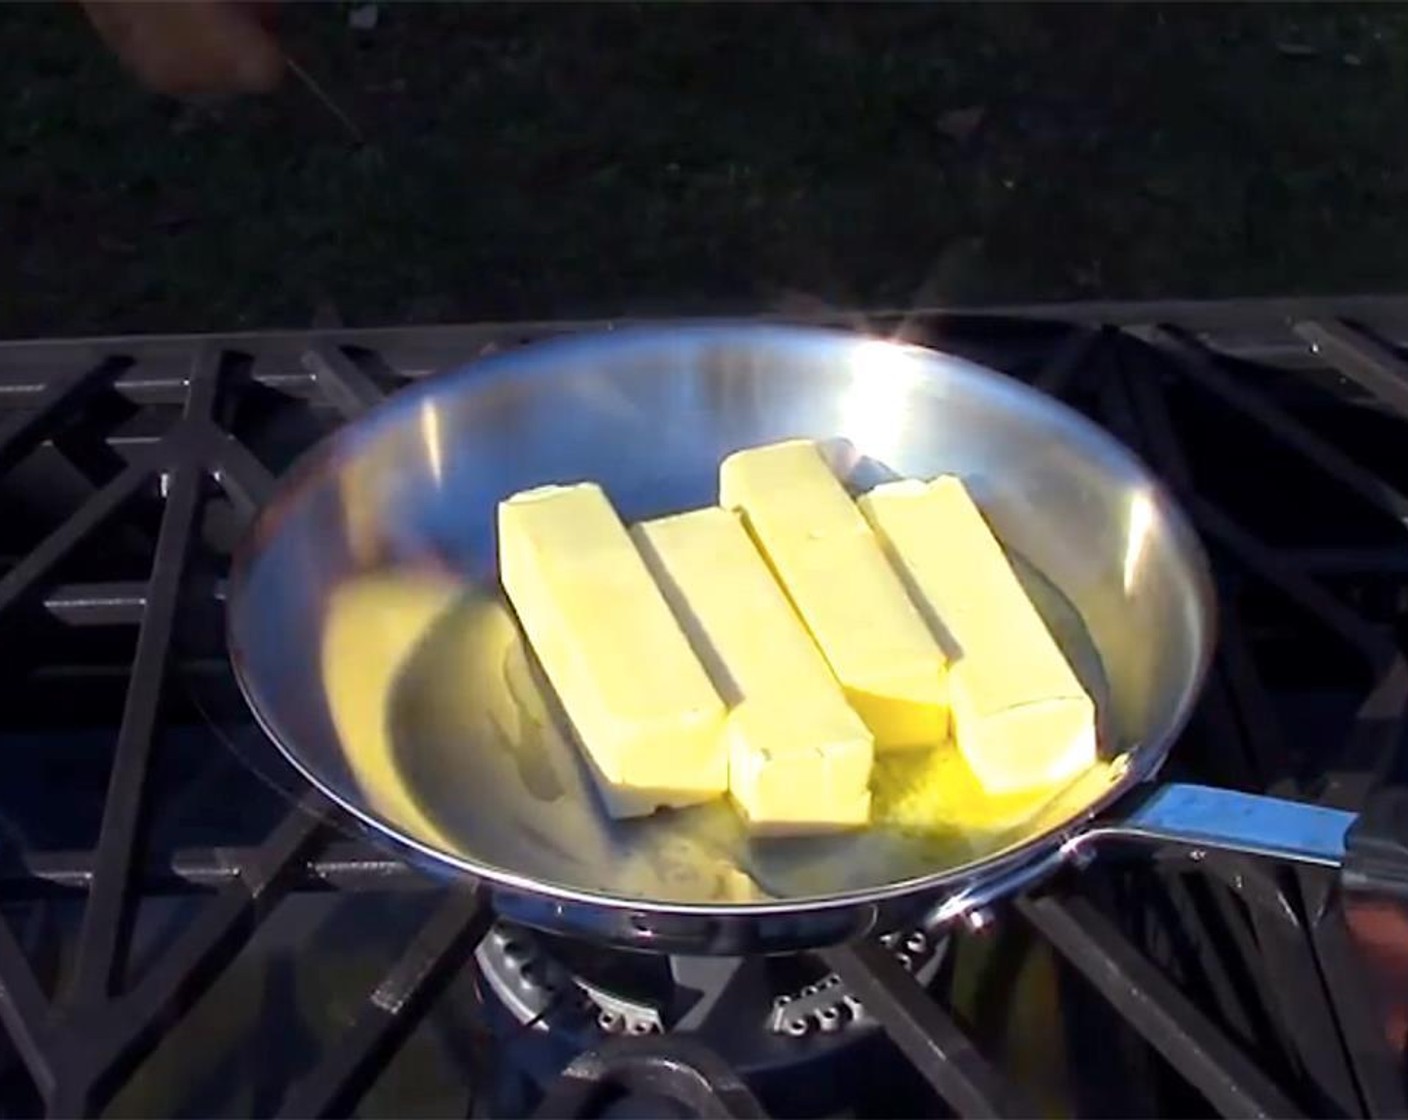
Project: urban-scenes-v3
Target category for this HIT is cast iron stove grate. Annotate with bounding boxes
[0,297,1403,1118]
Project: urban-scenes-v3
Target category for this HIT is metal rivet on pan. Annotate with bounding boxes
[963,908,996,934]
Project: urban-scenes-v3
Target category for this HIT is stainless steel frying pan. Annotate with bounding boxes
[227,323,1407,955]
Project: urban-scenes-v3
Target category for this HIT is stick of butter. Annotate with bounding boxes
[858,476,1097,795]
[633,507,874,835]
[497,483,728,809]
[718,440,948,751]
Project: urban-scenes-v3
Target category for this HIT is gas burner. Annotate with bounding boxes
[475,920,946,1059]
[768,928,940,1038]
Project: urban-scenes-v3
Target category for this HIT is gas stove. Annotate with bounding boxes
[0,299,1404,1117]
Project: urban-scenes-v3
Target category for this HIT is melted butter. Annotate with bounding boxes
[872,743,1113,846]
[320,570,468,853]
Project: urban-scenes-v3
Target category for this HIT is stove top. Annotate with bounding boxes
[0,299,1404,1117]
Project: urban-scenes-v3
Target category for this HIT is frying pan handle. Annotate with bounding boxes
[922,784,1408,936]
[1103,783,1355,866]
[923,784,1356,933]
[1103,782,1408,900]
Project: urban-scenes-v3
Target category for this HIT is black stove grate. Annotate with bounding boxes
[0,299,1403,1118]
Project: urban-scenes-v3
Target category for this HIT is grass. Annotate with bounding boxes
[6,2,1408,338]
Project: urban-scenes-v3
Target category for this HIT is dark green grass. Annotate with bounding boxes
[6,2,1408,338]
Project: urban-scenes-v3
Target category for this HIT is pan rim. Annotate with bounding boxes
[225,320,1219,917]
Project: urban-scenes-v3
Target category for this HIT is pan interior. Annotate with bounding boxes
[230,325,1212,911]
[376,550,1124,904]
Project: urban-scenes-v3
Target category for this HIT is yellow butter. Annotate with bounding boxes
[727,700,873,834]
[576,727,723,820]
[858,476,1097,795]
[497,483,728,810]
[633,507,873,835]
[718,440,948,750]
[872,744,1101,840]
